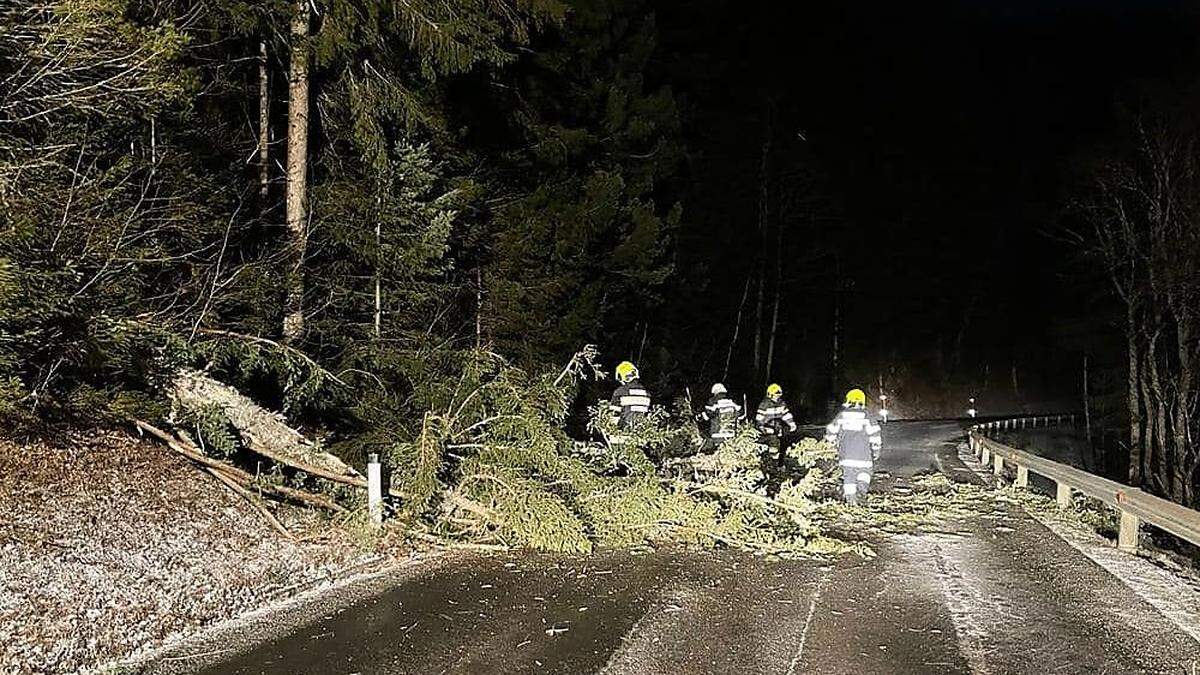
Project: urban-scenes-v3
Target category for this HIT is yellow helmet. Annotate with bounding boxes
[615,361,639,383]
[767,383,783,399]
[845,388,867,406]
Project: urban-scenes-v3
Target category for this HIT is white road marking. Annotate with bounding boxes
[785,567,829,675]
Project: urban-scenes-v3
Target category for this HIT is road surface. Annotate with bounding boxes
[157,421,1200,674]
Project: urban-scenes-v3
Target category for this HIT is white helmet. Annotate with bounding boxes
[711,383,727,395]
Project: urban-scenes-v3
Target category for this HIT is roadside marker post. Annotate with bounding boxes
[368,452,383,527]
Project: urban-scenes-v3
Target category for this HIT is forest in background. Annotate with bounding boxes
[0,0,686,432]
[1,0,1197,515]
[0,0,859,555]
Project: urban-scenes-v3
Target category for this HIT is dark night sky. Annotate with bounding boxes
[652,0,1199,409]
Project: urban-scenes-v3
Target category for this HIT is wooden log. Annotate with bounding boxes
[171,369,359,480]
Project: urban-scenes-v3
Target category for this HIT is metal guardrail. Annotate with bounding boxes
[969,417,1200,553]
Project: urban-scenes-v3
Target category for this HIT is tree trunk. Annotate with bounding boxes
[1171,311,1195,505]
[1127,304,1144,485]
[764,216,784,381]
[1083,353,1093,455]
[723,275,752,381]
[374,198,382,339]
[258,40,270,204]
[752,97,774,383]
[637,321,649,363]
[765,285,781,382]
[282,0,310,342]
[1146,328,1173,497]
[475,268,484,349]
[752,271,764,380]
[1138,338,1158,492]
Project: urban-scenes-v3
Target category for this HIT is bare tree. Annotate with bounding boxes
[752,97,775,383]
[1078,113,1200,505]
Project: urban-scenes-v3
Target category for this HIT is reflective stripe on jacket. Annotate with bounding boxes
[701,393,741,439]
[756,398,796,435]
[610,379,651,430]
[825,406,882,465]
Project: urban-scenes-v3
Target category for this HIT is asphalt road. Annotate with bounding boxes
[161,421,1200,674]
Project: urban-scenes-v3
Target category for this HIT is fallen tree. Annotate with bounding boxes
[156,347,855,558]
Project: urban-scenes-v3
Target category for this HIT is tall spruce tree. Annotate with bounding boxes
[275,0,568,343]
[475,0,684,370]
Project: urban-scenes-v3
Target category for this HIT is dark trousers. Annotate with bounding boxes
[760,436,787,496]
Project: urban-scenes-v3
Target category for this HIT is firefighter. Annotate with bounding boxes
[699,383,741,449]
[609,361,651,432]
[755,383,797,446]
[756,383,797,494]
[825,388,883,505]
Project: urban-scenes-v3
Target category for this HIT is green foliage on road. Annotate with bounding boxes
[379,348,857,557]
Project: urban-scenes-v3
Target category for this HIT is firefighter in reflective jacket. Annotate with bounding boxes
[825,388,883,505]
[610,361,651,431]
[755,383,797,446]
[699,383,741,448]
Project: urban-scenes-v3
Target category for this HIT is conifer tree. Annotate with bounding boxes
[476,0,684,368]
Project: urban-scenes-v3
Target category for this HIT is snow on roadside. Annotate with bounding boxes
[0,430,390,674]
[956,442,1200,645]
[1021,500,1200,644]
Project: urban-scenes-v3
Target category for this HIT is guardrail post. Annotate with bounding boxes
[981,444,991,465]
[1016,465,1029,488]
[993,453,1004,477]
[1118,511,1140,552]
[1055,482,1072,509]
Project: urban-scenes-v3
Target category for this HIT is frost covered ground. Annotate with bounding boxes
[0,431,394,674]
